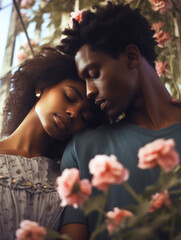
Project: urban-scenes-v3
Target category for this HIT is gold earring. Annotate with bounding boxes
[36,90,42,98]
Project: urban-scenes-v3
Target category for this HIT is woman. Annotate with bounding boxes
[0,47,107,240]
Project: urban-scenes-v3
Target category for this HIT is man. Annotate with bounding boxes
[59,2,181,239]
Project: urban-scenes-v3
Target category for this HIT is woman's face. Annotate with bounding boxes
[35,79,94,140]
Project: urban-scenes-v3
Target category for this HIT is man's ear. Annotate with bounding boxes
[124,44,140,69]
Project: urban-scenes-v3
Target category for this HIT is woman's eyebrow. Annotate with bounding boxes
[67,86,83,99]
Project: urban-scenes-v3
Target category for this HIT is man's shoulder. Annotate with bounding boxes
[75,123,108,139]
[73,120,126,143]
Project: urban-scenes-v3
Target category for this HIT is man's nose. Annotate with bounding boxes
[86,81,98,100]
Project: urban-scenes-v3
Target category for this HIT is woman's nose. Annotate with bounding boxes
[66,109,77,119]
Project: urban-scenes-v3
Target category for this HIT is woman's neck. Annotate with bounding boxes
[0,108,59,158]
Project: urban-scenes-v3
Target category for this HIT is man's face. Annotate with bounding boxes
[75,44,139,120]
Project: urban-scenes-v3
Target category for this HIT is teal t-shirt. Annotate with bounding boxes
[60,120,181,239]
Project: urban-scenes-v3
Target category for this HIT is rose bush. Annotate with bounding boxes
[148,0,173,13]
[155,61,168,77]
[15,138,181,240]
[57,138,181,240]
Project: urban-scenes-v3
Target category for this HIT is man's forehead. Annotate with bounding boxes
[75,45,93,74]
[75,44,103,76]
[75,45,92,63]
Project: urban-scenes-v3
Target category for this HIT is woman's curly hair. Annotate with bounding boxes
[2,47,107,137]
[58,1,157,67]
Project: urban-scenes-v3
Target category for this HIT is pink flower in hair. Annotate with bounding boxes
[154,30,170,47]
[56,168,92,208]
[149,0,172,13]
[106,207,134,234]
[69,10,83,29]
[15,220,46,240]
[149,190,171,212]
[89,155,129,191]
[138,138,179,172]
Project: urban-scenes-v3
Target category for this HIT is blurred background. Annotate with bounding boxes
[0,0,181,137]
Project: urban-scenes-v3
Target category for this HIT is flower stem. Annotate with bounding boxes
[90,190,108,240]
[169,189,181,195]
[96,190,108,227]
[169,217,175,240]
[135,0,141,8]
[123,182,142,203]
[168,11,181,99]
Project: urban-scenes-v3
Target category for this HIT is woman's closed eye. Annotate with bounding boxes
[64,90,77,103]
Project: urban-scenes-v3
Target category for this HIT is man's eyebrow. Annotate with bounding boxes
[67,86,83,99]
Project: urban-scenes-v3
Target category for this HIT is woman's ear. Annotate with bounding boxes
[124,44,140,69]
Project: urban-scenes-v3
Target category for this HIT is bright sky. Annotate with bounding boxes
[0,0,12,78]
[0,0,56,80]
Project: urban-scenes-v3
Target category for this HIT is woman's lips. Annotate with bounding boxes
[54,115,67,130]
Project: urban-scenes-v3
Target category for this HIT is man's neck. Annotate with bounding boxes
[125,59,181,130]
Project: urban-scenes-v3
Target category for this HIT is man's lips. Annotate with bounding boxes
[95,99,107,111]
[100,101,107,110]
[54,114,67,130]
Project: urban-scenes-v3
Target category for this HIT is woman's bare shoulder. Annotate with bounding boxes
[0,139,14,155]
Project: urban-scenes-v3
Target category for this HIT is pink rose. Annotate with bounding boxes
[154,30,170,47]
[149,190,171,212]
[24,40,37,49]
[138,139,179,172]
[21,0,35,9]
[155,61,168,77]
[106,207,134,234]
[149,0,172,13]
[69,10,83,29]
[151,22,164,32]
[17,49,28,62]
[56,168,92,208]
[15,220,46,240]
[89,155,129,191]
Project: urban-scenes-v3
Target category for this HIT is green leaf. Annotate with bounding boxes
[89,223,107,240]
[80,194,107,215]
[126,227,157,240]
